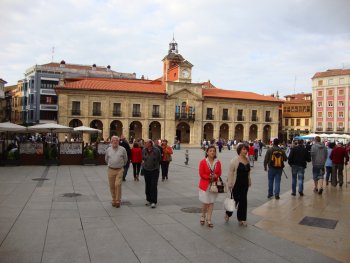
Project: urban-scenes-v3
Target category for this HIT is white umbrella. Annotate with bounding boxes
[0,122,26,132]
[328,133,342,138]
[320,133,329,138]
[340,134,350,139]
[73,126,101,133]
[27,123,73,133]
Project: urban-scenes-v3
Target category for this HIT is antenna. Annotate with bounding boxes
[51,46,55,62]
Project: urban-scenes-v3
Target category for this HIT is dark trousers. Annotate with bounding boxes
[122,160,130,180]
[144,169,159,204]
[161,161,170,180]
[132,163,141,177]
[254,149,258,161]
[326,166,332,182]
[332,164,344,186]
[233,185,248,221]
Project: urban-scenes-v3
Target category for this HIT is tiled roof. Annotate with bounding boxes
[202,87,282,103]
[41,62,116,72]
[284,93,312,101]
[57,78,165,94]
[312,69,350,79]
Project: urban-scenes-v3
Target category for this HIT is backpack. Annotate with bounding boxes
[270,150,284,168]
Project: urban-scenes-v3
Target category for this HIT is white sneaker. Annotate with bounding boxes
[151,203,156,208]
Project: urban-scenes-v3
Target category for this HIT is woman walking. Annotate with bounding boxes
[198,146,222,228]
[161,139,173,181]
[131,142,142,181]
[227,143,251,226]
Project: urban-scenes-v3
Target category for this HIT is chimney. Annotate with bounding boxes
[141,75,145,80]
[60,60,66,68]
[107,65,111,72]
[92,64,96,71]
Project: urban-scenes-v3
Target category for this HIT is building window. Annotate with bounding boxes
[132,104,141,117]
[317,122,322,128]
[284,106,290,112]
[338,100,344,107]
[327,112,333,118]
[327,89,333,96]
[317,90,323,97]
[113,103,121,116]
[317,101,322,107]
[327,122,333,129]
[237,109,244,121]
[339,78,345,84]
[317,112,322,118]
[318,80,323,86]
[251,110,257,121]
[338,89,344,96]
[206,108,214,120]
[72,101,80,115]
[285,119,288,126]
[152,105,160,118]
[338,111,344,118]
[328,79,334,85]
[327,101,333,107]
[296,119,300,126]
[338,122,344,130]
[92,102,101,116]
[305,119,309,126]
[265,111,271,122]
[222,108,229,120]
[291,119,294,126]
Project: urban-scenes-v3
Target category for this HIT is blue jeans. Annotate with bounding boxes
[268,167,282,196]
[291,165,305,194]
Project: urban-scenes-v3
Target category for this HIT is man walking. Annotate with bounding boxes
[310,136,328,194]
[143,139,161,208]
[330,142,349,188]
[264,138,287,199]
[288,139,311,196]
[119,135,131,181]
[105,136,128,208]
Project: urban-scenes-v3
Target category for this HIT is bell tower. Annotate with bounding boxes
[162,37,193,83]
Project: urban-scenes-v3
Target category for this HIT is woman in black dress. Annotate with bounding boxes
[227,143,251,226]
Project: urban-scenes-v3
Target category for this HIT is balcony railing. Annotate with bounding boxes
[152,112,160,118]
[316,127,323,131]
[265,117,272,122]
[132,111,141,117]
[71,109,81,115]
[337,127,344,131]
[206,114,214,120]
[112,110,121,117]
[236,115,244,121]
[326,127,333,131]
[222,115,229,121]
[175,112,195,121]
[93,110,101,116]
[251,116,258,122]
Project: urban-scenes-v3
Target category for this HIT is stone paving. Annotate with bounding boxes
[0,147,342,263]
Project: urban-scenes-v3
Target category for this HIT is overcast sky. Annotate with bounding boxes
[1,0,350,96]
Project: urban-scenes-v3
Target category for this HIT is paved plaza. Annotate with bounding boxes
[0,147,348,263]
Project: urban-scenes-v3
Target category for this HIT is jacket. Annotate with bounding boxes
[227,157,251,189]
[288,145,311,168]
[131,147,142,163]
[330,146,349,165]
[198,159,222,191]
[263,145,287,170]
[310,143,327,167]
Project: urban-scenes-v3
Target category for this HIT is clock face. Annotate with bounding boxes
[181,69,190,78]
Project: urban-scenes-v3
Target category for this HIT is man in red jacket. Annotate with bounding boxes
[330,142,349,187]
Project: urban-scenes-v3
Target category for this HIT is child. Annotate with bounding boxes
[184,149,189,165]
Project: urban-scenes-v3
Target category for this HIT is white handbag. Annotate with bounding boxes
[224,190,235,212]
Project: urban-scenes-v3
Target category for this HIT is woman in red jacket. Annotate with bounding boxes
[198,145,222,227]
[131,142,143,181]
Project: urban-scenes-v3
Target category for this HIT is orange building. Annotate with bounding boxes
[55,39,282,145]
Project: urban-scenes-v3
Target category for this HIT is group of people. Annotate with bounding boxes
[105,136,173,209]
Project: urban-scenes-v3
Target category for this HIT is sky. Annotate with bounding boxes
[1,0,350,97]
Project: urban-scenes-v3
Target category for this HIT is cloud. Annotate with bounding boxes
[0,0,349,97]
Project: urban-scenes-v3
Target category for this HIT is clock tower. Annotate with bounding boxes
[162,37,193,83]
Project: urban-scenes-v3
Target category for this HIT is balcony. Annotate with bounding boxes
[175,112,195,121]
[337,127,344,132]
[206,114,214,120]
[236,115,244,121]
[93,110,101,116]
[326,127,333,131]
[152,112,160,118]
[251,116,258,122]
[316,127,323,131]
[265,117,272,122]
[112,110,121,117]
[71,109,81,115]
[222,115,229,121]
[132,111,141,117]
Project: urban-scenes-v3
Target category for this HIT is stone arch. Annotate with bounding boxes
[69,119,83,128]
[110,120,123,138]
[263,125,271,144]
[176,122,190,143]
[90,119,103,142]
[129,121,143,140]
[149,121,161,141]
[234,124,244,142]
[249,124,258,141]
[203,123,214,141]
[219,123,229,141]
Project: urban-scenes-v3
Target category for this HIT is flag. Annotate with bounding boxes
[186,98,189,113]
